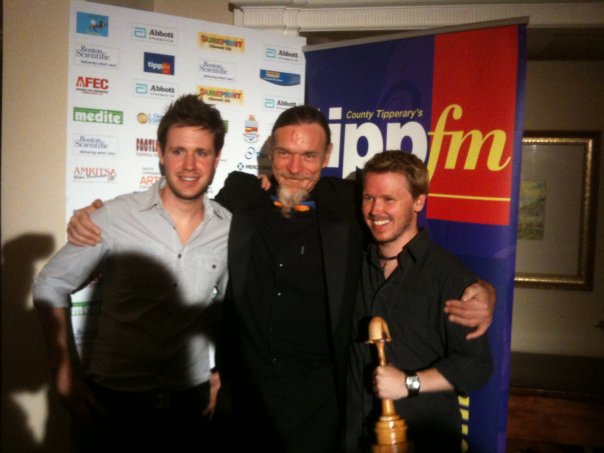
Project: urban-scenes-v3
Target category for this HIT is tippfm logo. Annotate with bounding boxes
[74,44,119,70]
[264,45,301,65]
[198,86,243,105]
[73,166,116,183]
[76,12,109,37]
[136,138,158,157]
[144,52,175,76]
[75,76,109,95]
[139,166,161,189]
[198,32,244,53]
[73,134,118,157]
[132,23,177,45]
[326,104,513,226]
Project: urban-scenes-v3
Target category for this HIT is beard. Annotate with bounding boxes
[277,184,309,218]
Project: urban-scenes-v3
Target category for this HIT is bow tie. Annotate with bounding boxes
[271,195,316,212]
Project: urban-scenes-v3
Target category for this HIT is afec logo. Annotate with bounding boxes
[75,76,109,95]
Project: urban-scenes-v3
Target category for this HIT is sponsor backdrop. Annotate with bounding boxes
[67,0,305,357]
[305,22,527,453]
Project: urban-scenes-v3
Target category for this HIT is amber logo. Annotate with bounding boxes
[198,32,244,52]
[426,104,513,226]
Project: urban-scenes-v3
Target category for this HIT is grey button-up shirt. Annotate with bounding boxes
[33,179,231,391]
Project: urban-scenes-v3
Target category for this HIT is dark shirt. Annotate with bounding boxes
[346,229,493,452]
[244,200,331,378]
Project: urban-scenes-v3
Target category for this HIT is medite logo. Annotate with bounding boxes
[75,76,109,95]
[144,52,175,76]
[76,12,109,37]
[73,107,123,125]
[136,138,158,157]
[132,23,177,45]
[73,167,117,183]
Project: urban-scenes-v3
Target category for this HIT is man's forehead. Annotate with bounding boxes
[273,123,328,147]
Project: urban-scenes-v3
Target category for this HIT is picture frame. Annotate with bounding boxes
[515,131,600,290]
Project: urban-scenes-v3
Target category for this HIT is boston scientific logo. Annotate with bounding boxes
[76,12,109,37]
[144,52,175,76]
[133,80,177,99]
[264,45,301,65]
[132,23,177,45]
[73,107,123,125]
[198,59,236,82]
[73,134,118,157]
[263,95,301,112]
[74,44,119,70]
[260,69,300,86]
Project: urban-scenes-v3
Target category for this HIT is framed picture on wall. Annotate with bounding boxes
[515,131,600,290]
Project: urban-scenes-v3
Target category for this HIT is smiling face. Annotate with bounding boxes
[269,122,332,198]
[158,125,219,206]
[362,171,426,252]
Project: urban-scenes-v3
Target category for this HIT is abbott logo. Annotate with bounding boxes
[133,27,146,39]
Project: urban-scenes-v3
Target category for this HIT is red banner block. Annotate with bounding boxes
[427,26,519,225]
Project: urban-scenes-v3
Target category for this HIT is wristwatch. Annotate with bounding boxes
[405,373,421,397]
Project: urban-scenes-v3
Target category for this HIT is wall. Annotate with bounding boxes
[0,1,232,451]
[1,2,602,452]
[512,61,604,357]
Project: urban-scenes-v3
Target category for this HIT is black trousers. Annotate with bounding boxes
[80,381,212,452]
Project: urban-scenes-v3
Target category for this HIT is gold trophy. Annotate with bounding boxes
[367,317,413,453]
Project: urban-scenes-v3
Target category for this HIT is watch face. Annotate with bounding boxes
[406,374,420,395]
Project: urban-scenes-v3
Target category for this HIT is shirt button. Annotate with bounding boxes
[178,254,182,258]
[276,292,282,296]
[278,263,284,268]
[271,357,278,363]
[173,283,178,288]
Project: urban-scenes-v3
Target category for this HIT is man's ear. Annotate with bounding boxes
[414,194,427,213]
[156,142,164,164]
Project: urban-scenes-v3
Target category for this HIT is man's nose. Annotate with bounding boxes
[184,151,195,169]
[287,154,302,173]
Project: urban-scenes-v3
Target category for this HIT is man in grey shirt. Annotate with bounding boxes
[33,95,230,452]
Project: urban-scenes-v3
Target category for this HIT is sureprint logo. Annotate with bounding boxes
[198,32,244,53]
[74,44,119,70]
[73,107,123,125]
[259,69,300,86]
[198,86,243,105]
[133,80,177,99]
[264,45,301,64]
[73,134,118,157]
[73,166,117,183]
[132,23,177,45]
[75,76,109,95]
[144,52,175,76]
[76,12,109,37]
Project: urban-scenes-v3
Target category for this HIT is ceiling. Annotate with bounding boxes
[300,27,604,60]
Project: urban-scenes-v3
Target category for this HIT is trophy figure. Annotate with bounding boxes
[367,316,413,453]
